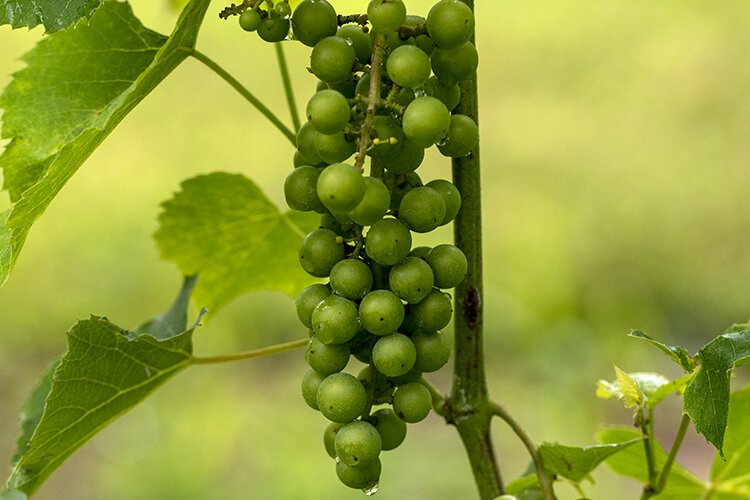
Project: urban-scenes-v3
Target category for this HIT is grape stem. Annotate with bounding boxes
[274,43,302,132]
[190,338,308,365]
[420,377,447,417]
[354,33,386,171]
[641,413,691,499]
[219,0,263,20]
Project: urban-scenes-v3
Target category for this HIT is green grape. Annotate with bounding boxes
[337,25,372,63]
[426,0,475,49]
[348,177,390,226]
[389,257,434,304]
[425,179,461,225]
[311,36,356,83]
[319,212,352,236]
[412,289,453,332]
[317,162,366,212]
[334,420,382,466]
[386,45,431,89]
[294,149,326,168]
[372,333,417,377]
[382,138,424,174]
[350,330,378,363]
[330,258,373,299]
[317,372,368,423]
[398,311,420,335]
[367,0,406,33]
[408,246,431,259]
[296,121,324,165]
[295,283,331,328]
[257,12,290,42]
[438,114,478,158]
[411,330,450,372]
[415,34,435,55]
[299,228,345,277]
[393,87,416,106]
[365,218,412,266]
[306,89,350,135]
[301,369,327,409]
[431,41,478,85]
[355,74,390,99]
[275,1,292,18]
[311,295,360,344]
[324,422,344,458]
[424,75,461,111]
[239,9,261,31]
[283,165,326,213]
[398,186,446,233]
[314,131,357,164]
[359,289,405,336]
[357,365,394,403]
[389,367,423,386]
[368,115,404,158]
[402,96,451,148]
[291,0,337,46]
[425,244,467,288]
[393,382,432,423]
[305,336,350,375]
[336,457,381,490]
[371,408,407,450]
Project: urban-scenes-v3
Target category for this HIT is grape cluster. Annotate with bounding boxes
[236,0,477,493]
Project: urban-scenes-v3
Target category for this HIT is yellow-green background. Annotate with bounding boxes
[1,1,749,498]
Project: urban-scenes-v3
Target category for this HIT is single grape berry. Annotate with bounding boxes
[371,408,407,450]
[296,283,331,328]
[284,165,326,213]
[292,0,338,47]
[386,45,431,89]
[348,177,390,226]
[393,382,432,423]
[398,186,446,233]
[368,115,404,158]
[425,244,468,289]
[431,41,479,85]
[324,422,344,458]
[359,289,406,336]
[305,336,350,375]
[299,228,345,277]
[311,36,356,83]
[301,369,327,410]
[257,12,290,42]
[389,257,435,304]
[275,1,292,18]
[411,330,451,372]
[424,75,461,111]
[382,138,425,174]
[408,246,432,259]
[317,372,368,423]
[337,25,372,63]
[426,0,475,49]
[311,295,360,344]
[372,333,417,377]
[425,179,462,225]
[330,258,373,299]
[412,289,453,332]
[239,9,261,32]
[296,121,324,165]
[402,97,451,148]
[334,420,382,466]
[307,89,350,134]
[367,0,406,33]
[438,114,479,158]
[357,365,394,403]
[365,218,412,266]
[336,458,381,490]
[317,162,366,213]
[389,367,423,386]
[314,131,357,164]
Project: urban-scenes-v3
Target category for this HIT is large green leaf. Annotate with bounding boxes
[709,385,750,498]
[0,0,102,32]
[0,0,211,289]
[154,172,319,311]
[539,439,641,482]
[597,427,705,499]
[684,329,750,455]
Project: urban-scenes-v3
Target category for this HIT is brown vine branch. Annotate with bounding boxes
[354,33,386,171]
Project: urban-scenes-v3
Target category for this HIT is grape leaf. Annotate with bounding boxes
[684,328,750,455]
[154,172,319,311]
[597,427,705,498]
[538,439,641,482]
[0,0,211,289]
[710,385,750,497]
[629,331,695,373]
[0,0,102,32]
[597,371,689,409]
[133,275,198,339]
[0,490,25,500]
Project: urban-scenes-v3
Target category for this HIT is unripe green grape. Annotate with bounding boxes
[398,311,420,335]
[393,87,416,106]
[402,97,451,148]
[296,121,324,165]
[382,138,424,174]
[425,244,467,288]
[324,422,344,458]
[301,369,327,409]
[367,0,406,33]
[275,1,292,18]
[317,372,368,423]
[321,78,358,98]
[257,12,290,42]
[348,177,390,227]
[337,25,372,63]
[389,367,423,386]
[305,336,350,375]
[299,228,345,277]
[284,165,326,213]
[424,76,461,111]
[311,36,356,83]
[427,0,475,49]
[350,330,378,363]
[291,0,337,47]
[239,9,261,31]
[389,257,434,304]
[296,283,332,328]
[294,149,325,168]
[386,45,431,89]
[314,131,357,164]
[372,333,417,377]
[311,295,360,344]
[357,365,394,403]
[438,114,478,158]
[365,218,412,266]
[317,162,365,213]
[330,258,373,299]
[408,246,431,259]
[319,212,352,237]
[411,330,450,372]
[393,382,431,423]
[415,34,435,55]
[368,115,404,158]
[398,186,446,233]
[336,457,381,490]
[359,289,405,336]
[431,41,479,85]
[355,74,390,99]
[371,408,407,450]
[425,179,461,225]
[412,289,453,332]
[334,420,382,466]
[306,89,350,135]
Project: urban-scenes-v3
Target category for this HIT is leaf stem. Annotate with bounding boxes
[190,338,308,365]
[655,413,691,493]
[490,402,555,500]
[274,43,301,132]
[639,408,658,498]
[191,49,296,145]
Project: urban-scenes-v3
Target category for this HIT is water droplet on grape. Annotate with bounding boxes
[363,483,379,496]
[334,455,341,464]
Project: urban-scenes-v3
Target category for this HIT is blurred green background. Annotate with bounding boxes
[1,0,749,498]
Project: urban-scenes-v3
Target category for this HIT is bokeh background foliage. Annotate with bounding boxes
[0,0,748,498]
